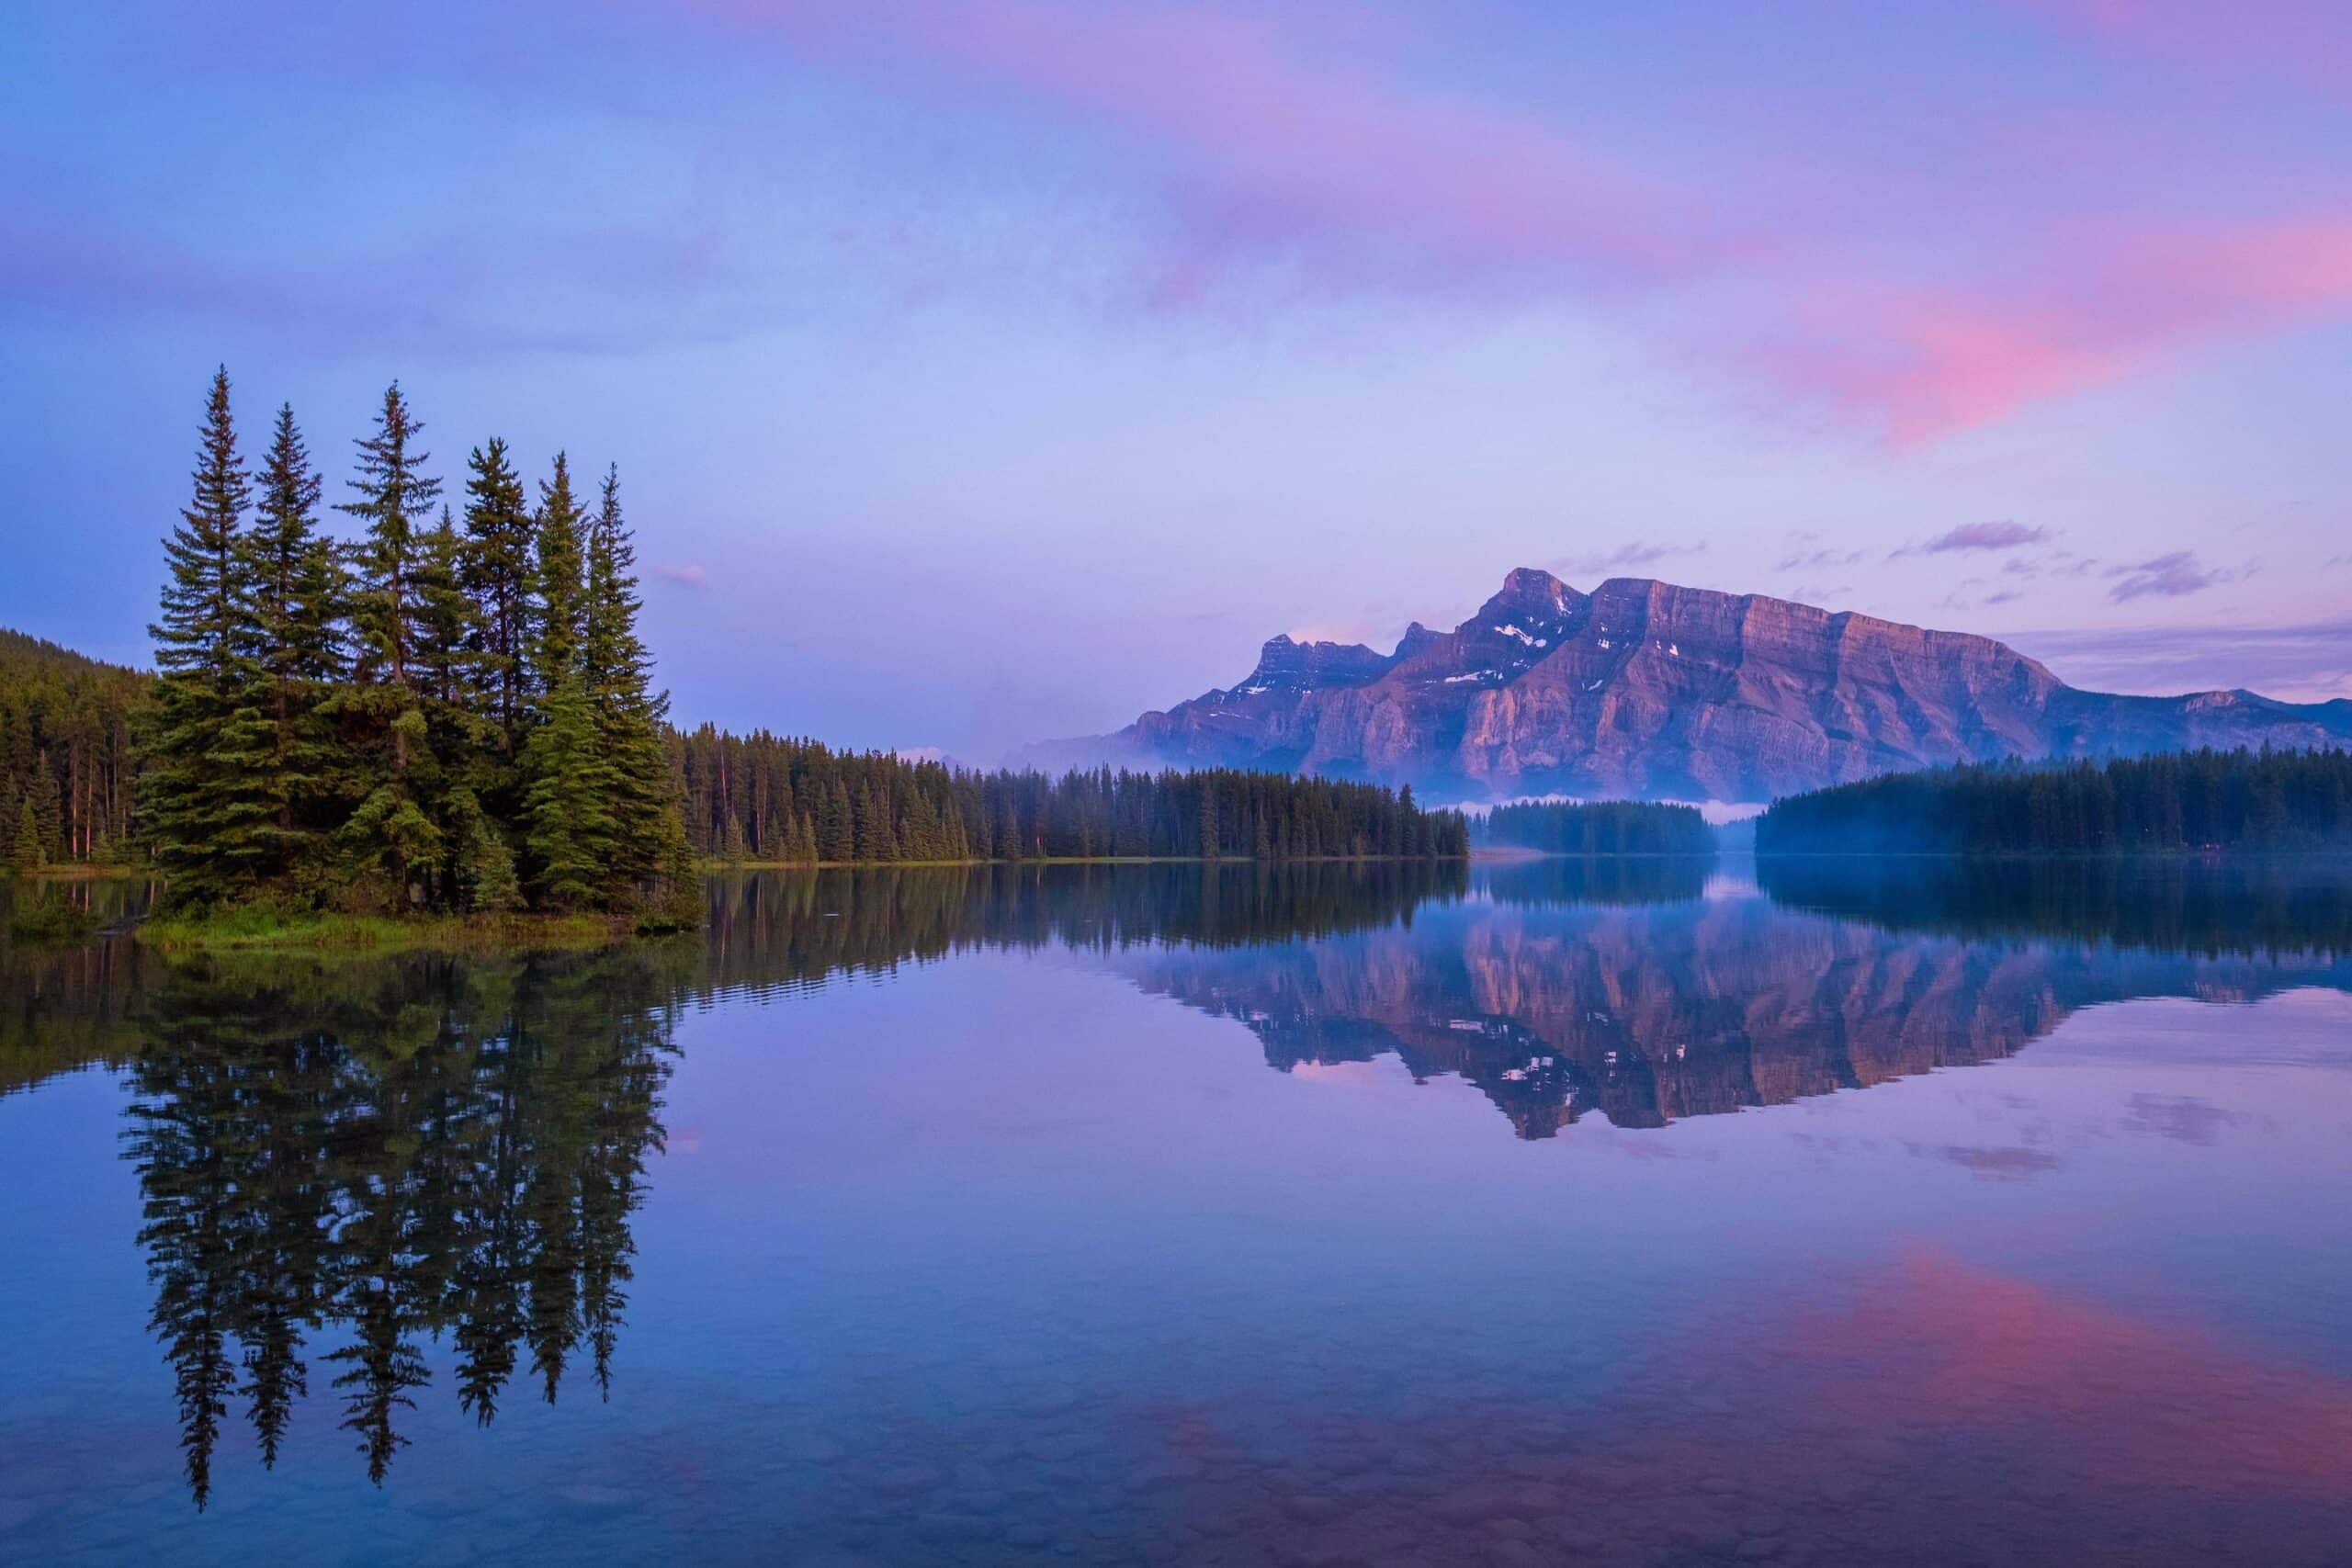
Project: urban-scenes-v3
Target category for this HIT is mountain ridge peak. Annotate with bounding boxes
[1041,567,2352,801]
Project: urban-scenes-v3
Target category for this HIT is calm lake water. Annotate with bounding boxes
[3,859,2350,1566]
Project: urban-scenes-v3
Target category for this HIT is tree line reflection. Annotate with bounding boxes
[119,947,681,1505]
[1117,888,2352,1139]
[5,854,2351,1500]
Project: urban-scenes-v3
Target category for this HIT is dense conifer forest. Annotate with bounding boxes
[1756,748,2352,857]
[1473,798,1714,855]
[136,368,694,920]
[670,729,1471,863]
[0,630,145,869]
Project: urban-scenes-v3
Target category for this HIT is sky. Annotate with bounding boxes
[5,0,2350,758]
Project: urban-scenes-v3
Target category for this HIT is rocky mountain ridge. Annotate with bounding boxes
[1051,569,2352,800]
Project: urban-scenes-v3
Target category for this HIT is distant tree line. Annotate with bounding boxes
[141,368,693,919]
[1474,798,1714,856]
[0,629,145,871]
[673,730,1472,863]
[1756,748,2352,857]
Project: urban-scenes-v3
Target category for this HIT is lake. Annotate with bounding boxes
[3,859,2349,1566]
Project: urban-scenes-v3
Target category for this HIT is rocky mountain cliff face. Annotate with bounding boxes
[1056,569,2352,800]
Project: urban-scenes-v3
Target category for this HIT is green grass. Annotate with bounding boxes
[6,902,106,945]
[6,862,148,881]
[137,906,645,954]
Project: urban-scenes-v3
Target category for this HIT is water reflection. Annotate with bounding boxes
[1123,860,2352,1138]
[1757,852,2352,956]
[4,856,2351,1523]
[696,860,1468,998]
[120,948,680,1504]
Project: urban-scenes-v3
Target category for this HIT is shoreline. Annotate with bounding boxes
[697,853,1474,871]
[134,908,667,955]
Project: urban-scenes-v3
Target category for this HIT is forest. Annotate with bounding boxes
[133,368,694,920]
[0,628,144,869]
[1756,748,2352,857]
[1473,798,1715,855]
[670,728,1471,863]
[3,370,1488,903]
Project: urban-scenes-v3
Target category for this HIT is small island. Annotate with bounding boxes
[134,370,696,943]
[3,370,1471,952]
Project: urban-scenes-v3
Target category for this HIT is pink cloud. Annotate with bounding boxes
[40,0,2348,446]
[707,0,1728,304]
[704,3,2352,443]
[1742,219,2352,443]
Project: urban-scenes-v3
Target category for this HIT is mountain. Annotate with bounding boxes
[1045,570,2352,801]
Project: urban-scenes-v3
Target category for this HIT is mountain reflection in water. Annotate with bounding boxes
[1120,857,2352,1138]
[1,856,2348,1526]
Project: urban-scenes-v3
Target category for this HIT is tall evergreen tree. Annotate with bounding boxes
[145,367,276,908]
[127,367,729,922]
[460,437,534,759]
[334,384,445,905]
[245,401,342,887]
[581,465,691,903]
[519,677,620,908]
[531,454,586,698]
[10,798,39,873]
[414,508,521,911]
[339,383,442,705]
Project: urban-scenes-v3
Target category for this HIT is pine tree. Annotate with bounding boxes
[531,454,586,698]
[414,508,481,728]
[10,798,39,873]
[460,437,534,758]
[145,367,276,908]
[818,778,854,863]
[334,383,444,904]
[519,677,619,908]
[246,401,342,888]
[339,383,442,708]
[580,465,686,901]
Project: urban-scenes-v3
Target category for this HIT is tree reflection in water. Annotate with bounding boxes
[10,854,2347,1506]
[120,947,684,1505]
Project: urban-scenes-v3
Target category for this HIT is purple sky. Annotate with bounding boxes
[6,0,2350,755]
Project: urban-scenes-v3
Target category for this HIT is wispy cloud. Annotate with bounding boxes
[741,0,1722,307]
[1778,547,1866,572]
[2105,550,2234,602]
[1890,520,2050,562]
[18,0,2352,447]
[2012,615,2352,699]
[1549,539,1708,578]
[652,562,709,589]
[1787,583,1855,606]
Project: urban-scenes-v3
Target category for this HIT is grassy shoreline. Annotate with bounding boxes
[135,908,653,954]
[6,863,153,882]
[46,855,1476,955]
